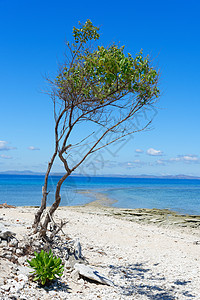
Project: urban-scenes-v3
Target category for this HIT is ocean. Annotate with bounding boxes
[0,175,200,215]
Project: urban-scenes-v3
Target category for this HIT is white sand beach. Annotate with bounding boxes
[0,204,200,299]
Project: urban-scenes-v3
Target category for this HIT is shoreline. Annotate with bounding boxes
[69,200,200,232]
[2,194,200,231]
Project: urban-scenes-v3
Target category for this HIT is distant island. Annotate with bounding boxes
[0,170,200,180]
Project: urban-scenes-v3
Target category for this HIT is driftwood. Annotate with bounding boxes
[0,203,16,208]
[49,219,67,240]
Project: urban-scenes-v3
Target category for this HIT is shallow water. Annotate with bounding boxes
[0,175,200,215]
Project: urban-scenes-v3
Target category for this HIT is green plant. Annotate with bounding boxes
[27,249,64,285]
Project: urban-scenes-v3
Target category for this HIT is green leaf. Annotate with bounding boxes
[27,249,64,286]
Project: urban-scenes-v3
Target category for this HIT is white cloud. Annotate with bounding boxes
[0,154,12,159]
[183,155,198,161]
[28,146,40,151]
[156,159,166,165]
[135,149,143,153]
[147,148,163,156]
[0,141,16,151]
[156,155,199,165]
[120,160,147,168]
[170,155,199,163]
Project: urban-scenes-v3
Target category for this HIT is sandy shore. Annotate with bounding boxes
[0,203,200,299]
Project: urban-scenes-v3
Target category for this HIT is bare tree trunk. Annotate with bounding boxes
[39,172,70,237]
[33,152,57,230]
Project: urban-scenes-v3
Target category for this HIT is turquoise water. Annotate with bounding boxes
[0,175,200,215]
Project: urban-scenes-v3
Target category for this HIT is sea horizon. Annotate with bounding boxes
[0,170,200,180]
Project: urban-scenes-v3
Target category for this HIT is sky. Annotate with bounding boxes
[0,0,200,176]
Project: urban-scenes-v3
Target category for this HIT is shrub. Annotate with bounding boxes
[27,249,64,285]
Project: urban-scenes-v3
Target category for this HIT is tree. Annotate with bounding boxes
[33,20,160,237]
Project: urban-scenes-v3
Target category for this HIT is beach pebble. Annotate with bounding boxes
[0,240,7,247]
[17,265,30,277]
[18,274,28,282]
[17,256,27,265]
[16,248,24,255]
[71,269,80,281]
[1,284,10,292]
[0,230,16,241]
[3,253,13,260]
[48,290,57,297]
[0,278,4,286]
[9,239,18,247]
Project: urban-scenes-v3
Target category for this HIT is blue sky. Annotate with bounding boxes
[0,0,200,176]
